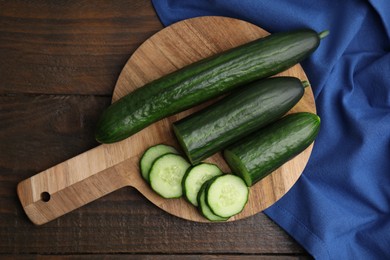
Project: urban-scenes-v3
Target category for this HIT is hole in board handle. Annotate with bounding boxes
[41,192,51,202]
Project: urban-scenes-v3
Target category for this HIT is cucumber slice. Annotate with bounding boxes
[140,144,178,182]
[206,175,249,218]
[149,153,190,199]
[182,163,223,206]
[197,181,229,222]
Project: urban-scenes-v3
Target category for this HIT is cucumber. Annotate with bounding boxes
[95,29,325,143]
[149,153,190,198]
[140,144,178,182]
[182,163,223,206]
[224,112,321,187]
[173,76,305,164]
[197,180,229,222]
[205,174,249,218]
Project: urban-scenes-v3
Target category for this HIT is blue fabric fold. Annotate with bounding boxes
[151,0,390,259]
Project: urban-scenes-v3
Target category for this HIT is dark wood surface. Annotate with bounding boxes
[0,0,311,258]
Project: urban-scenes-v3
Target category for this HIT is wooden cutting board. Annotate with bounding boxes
[17,16,316,225]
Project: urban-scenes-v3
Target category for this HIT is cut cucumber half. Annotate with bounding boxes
[197,181,229,222]
[149,153,190,199]
[182,163,223,206]
[140,144,178,182]
[224,112,320,186]
[206,174,249,218]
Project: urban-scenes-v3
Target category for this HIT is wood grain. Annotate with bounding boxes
[1,1,311,257]
[0,255,311,260]
[0,95,110,173]
[0,0,163,95]
[17,16,316,225]
[0,95,306,254]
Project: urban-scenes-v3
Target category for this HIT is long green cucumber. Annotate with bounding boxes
[95,29,324,143]
[173,77,305,164]
[223,112,321,186]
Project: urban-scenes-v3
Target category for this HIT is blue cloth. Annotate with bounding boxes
[152,0,390,259]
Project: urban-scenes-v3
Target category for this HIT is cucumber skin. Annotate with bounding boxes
[173,77,305,164]
[224,112,320,187]
[95,29,321,143]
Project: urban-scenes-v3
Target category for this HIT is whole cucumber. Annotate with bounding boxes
[95,29,324,143]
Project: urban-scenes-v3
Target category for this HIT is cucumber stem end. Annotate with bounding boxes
[301,80,311,88]
[318,30,330,39]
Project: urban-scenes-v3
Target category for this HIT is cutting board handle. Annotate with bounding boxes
[16,145,134,225]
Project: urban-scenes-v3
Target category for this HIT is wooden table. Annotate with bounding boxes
[0,1,311,258]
